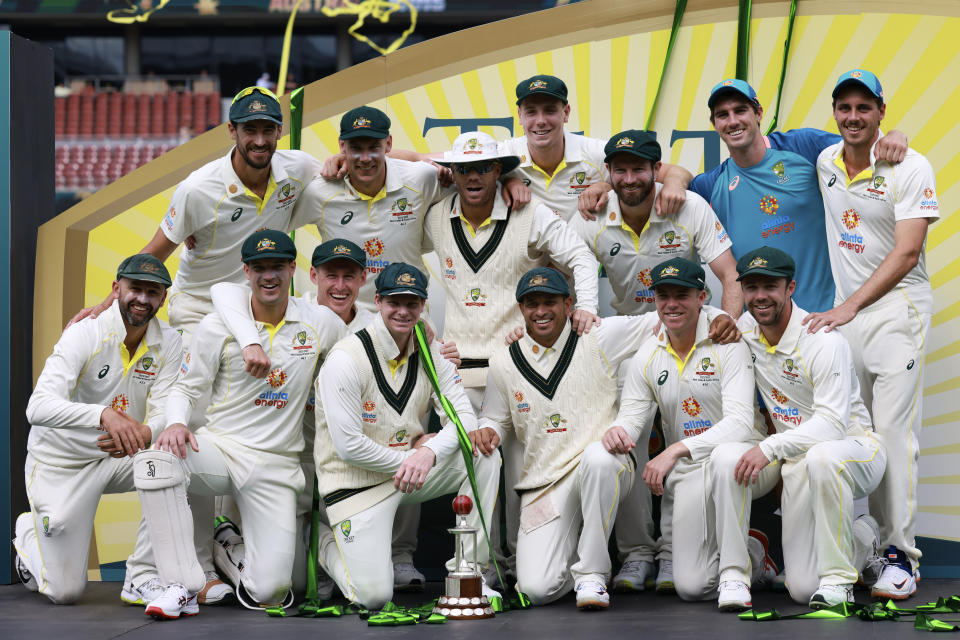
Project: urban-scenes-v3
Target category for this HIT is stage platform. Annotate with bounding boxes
[3,579,958,639]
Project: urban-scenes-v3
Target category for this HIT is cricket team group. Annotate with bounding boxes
[14,68,940,618]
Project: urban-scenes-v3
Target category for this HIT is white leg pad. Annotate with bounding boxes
[134,450,206,594]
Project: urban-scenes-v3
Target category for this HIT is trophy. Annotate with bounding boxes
[433,494,495,620]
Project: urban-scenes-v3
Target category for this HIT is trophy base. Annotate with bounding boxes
[434,576,494,619]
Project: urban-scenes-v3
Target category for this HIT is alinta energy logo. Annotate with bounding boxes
[546,413,568,433]
[921,187,938,211]
[362,400,377,423]
[839,208,865,255]
[760,194,794,239]
[514,390,530,413]
[681,396,712,436]
[257,368,289,409]
[771,386,801,425]
[363,237,391,274]
[634,268,654,304]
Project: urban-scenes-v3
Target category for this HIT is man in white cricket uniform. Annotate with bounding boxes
[208,239,427,598]
[75,87,320,348]
[569,131,742,591]
[806,69,940,600]
[612,257,773,611]
[15,255,180,605]
[474,267,670,610]
[500,74,692,222]
[425,131,601,577]
[731,246,886,609]
[291,106,449,312]
[313,263,501,610]
[133,230,346,618]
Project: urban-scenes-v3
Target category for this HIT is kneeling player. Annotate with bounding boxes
[614,257,775,611]
[134,230,346,618]
[731,246,885,608]
[314,263,501,610]
[15,255,179,605]
[475,268,667,610]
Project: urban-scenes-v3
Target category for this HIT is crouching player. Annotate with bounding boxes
[614,257,776,611]
[133,230,346,618]
[313,263,502,610]
[15,255,180,605]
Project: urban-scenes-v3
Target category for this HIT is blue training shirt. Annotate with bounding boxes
[689,128,840,312]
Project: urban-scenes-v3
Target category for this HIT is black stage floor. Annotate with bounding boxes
[3,580,959,639]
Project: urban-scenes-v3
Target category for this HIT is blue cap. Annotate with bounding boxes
[708,79,760,109]
[832,69,883,102]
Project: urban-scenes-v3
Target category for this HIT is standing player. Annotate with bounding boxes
[312,263,501,610]
[133,230,346,618]
[501,74,692,221]
[291,106,452,313]
[613,257,774,611]
[14,255,180,605]
[475,268,671,610]
[805,69,939,599]
[731,246,886,608]
[73,87,321,345]
[570,130,741,592]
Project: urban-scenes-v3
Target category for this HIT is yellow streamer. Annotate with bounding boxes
[278,0,305,98]
[321,0,419,56]
[106,0,170,24]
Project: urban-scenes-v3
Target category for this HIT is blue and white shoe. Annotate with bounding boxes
[871,546,917,600]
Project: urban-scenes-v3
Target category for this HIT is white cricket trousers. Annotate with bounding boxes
[515,442,634,605]
[319,448,501,610]
[16,452,156,604]
[839,292,929,568]
[174,435,304,604]
[670,442,780,600]
[781,433,886,604]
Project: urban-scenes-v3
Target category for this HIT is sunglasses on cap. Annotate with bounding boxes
[231,86,279,105]
[452,161,500,175]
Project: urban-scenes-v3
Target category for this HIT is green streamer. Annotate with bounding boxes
[413,321,505,589]
[735,0,752,81]
[288,86,304,296]
[765,0,798,134]
[644,0,687,130]
[741,596,960,631]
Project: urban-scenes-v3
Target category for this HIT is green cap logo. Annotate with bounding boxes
[549,413,561,428]
[664,231,675,244]
[140,357,153,370]
[297,331,306,345]
[396,198,408,211]
[785,358,794,372]
[470,287,480,301]
[873,176,885,189]
[773,161,785,178]
[575,171,586,185]
[700,357,711,371]
[42,516,50,534]
[282,184,291,197]
[340,520,352,537]
[395,429,407,443]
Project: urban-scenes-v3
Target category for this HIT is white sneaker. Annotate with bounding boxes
[655,558,675,593]
[121,576,164,605]
[393,562,425,592]
[612,560,654,592]
[145,583,199,620]
[717,580,752,611]
[13,513,38,592]
[197,570,234,605]
[747,529,779,589]
[809,583,853,609]
[575,580,609,610]
[871,546,917,600]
